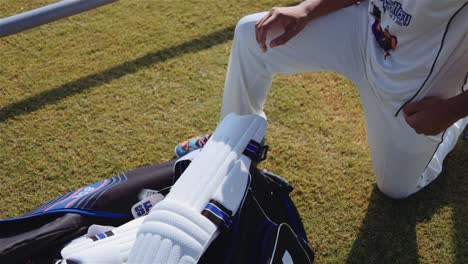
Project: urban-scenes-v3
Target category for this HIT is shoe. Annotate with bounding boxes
[174,134,211,158]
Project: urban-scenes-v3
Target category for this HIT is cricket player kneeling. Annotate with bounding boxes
[60,113,267,264]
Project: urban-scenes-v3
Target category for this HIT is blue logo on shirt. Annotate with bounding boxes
[380,0,412,26]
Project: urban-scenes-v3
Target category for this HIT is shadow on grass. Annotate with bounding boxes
[346,141,468,264]
[0,25,235,123]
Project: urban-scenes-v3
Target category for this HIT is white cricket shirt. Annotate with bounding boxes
[366,0,468,113]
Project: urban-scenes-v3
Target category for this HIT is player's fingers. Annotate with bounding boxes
[270,24,299,48]
[402,101,420,116]
[255,12,272,49]
[257,15,278,51]
[405,114,414,127]
[403,96,441,116]
[260,12,279,28]
[255,12,271,35]
[255,11,271,29]
[256,7,280,29]
[405,115,423,134]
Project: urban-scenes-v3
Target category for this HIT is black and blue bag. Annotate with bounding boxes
[0,159,314,264]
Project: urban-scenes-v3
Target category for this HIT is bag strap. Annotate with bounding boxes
[243,140,268,162]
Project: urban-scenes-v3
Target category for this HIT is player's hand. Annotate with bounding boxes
[255,5,309,52]
[403,97,458,136]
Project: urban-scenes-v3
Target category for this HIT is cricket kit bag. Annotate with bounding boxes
[0,114,314,264]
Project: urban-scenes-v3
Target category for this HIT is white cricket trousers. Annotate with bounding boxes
[221,3,467,199]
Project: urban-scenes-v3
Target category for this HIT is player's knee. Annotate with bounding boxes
[234,14,258,41]
[376,181,411,200]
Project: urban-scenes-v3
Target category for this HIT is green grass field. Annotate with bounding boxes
[1,1,467,263]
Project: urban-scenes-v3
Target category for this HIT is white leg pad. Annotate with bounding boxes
[60,217,145,264]
[128,114,267,264]
[168,113,266,210]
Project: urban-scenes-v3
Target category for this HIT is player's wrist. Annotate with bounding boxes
[298,0,320,21]
[299,0,360,21]
[447,91,468,120]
